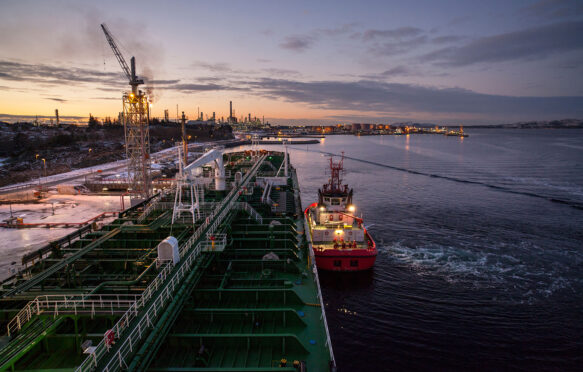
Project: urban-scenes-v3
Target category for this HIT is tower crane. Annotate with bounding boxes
[100,23,151,203]
[100,24,144,94]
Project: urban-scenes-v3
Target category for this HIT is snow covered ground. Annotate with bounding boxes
[0,139,231,280]
[0,143,190,193]
[0,194,122,280]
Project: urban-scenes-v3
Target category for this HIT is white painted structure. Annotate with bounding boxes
[172,147,226,224]
[157,236,180,266]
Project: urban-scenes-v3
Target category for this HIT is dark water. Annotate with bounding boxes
[268,129,583,371]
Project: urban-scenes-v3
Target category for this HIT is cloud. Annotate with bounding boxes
[380,66,412,76]
[46,98,67,103]
[361,26,423,41]
[423,21,583,66]
[317,23,359,37]
[518,0,583,20]
[262,68,300,76]
[354,26,456,56]
[374,35,428,56]
[91,97,119,101]
[167,83,248,93]
[279,35,315,52]
[145,79,180,85]
[0,60,122,86]
[246,78,583,119]
[431,35,463,44]
[192,61,233,73]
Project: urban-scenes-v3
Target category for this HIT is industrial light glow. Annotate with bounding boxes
[348,205,355,212]
[335,229,343,235]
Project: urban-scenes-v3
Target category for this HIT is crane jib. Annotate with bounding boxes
[100,23,144,89]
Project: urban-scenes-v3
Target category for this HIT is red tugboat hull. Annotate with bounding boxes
[314,249,377,271]
[312,229,377,271]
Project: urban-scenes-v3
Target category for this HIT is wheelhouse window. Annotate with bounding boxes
[333,260,342,267]
[350,260,358,267]
[331,198,340,205]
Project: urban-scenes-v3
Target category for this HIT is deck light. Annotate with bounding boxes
[348,205,355,212]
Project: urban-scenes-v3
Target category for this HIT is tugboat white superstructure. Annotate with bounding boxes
[305,154,377,271]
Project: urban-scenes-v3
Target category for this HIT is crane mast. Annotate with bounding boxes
[100,23,151,203]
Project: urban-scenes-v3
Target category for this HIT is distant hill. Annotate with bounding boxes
[471,119,583,129]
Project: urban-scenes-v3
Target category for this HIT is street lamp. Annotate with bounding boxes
[41,158,47,178]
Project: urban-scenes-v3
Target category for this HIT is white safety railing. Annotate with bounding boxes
[200,233,227,252]
[75,154,266,372]
[75,261,174,372]
[6,294,141,337]
[235,202,263,224]
[137,188,174,223]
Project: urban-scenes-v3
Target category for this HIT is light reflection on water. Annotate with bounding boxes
[236,129,583,370]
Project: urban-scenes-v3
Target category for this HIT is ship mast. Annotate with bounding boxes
[325,152,345,193]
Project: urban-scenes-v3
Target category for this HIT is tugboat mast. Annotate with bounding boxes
[324,152,346,193]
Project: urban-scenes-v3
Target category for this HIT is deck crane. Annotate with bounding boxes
[100,23,151,203]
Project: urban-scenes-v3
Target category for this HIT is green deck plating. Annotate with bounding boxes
[0,151,335,371]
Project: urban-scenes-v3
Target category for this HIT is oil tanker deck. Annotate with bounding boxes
[0,149,335,371]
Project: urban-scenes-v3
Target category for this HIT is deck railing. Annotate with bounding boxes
[301,176,336,368]
[235,202,264,224]
[6,294,141,337]
[75,154,266,372]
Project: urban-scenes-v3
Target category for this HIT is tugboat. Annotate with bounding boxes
[305,153,377,271]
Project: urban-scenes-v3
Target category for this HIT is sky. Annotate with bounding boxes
[0,0,582,125]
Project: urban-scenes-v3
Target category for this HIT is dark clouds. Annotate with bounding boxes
[518,0,583,20]
[170,83,232,92]
[360,27,423,41]
[379,66,411,76]
[279,35,315,52]
[278,24,462,56]
[423,21,583,66]
[353,26,460,56]
[46,98,67,103]
[247,78,583,118]
[0,60,122,86]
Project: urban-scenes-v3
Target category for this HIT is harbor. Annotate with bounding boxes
[2,1,582,370]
